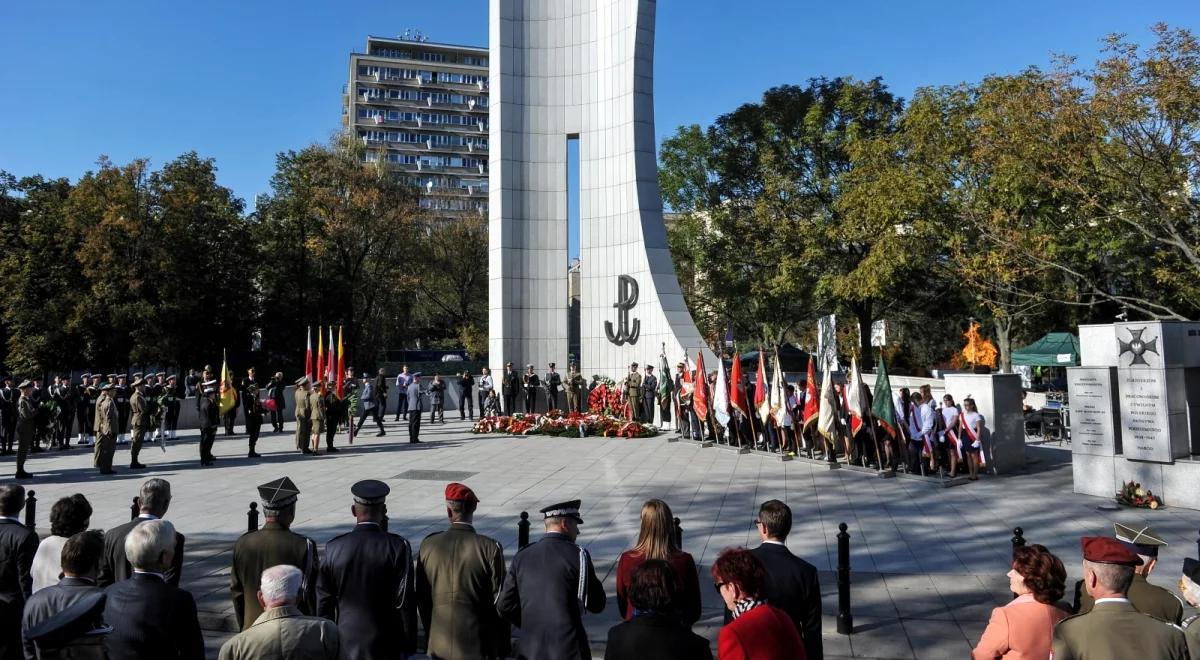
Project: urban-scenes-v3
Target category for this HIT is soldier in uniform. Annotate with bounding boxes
[1179,557,1200,659]
[14,380,37,479]
[545,363,562,411]
[317,480,417,659]
[0,375,14,456]
[566,363,586,414]
[199,380,220,466]
[416,483,510,660]
[319,383,340,453]
[501,362,518,416]
[522,364,540,414]
[74,373,91,445]
[307,380,325,455]
[147,373,166,446]
[624,362,643,422]
[294,377,313,455]
[93,383,117,475]
[84,374,102,446]
[31,377,50,452]
[244,382,264,458]
[497,499,605,660]
[163,374,182,441]
[230,477,319,630]
[52,375,75,451]
[113,374,130,446]
[642,365,658,426]
[1073,523,1185,624]
[1052,536,1189,659]
[128,377,148,470]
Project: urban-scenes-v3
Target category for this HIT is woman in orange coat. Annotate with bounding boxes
[712,547,805,660]
[973,544,1069,659]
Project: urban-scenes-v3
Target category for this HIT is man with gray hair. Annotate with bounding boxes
[102,520,203,659]
[219,564,340,660]
[99,478,185,587]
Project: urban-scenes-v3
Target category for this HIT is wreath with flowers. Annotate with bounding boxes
[472,409,657,438]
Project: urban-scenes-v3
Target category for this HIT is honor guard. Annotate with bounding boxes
[566,363,586,413]
[522,365,540,414]
[317,480,417,660]
[74,373,91,446]
[198,380,219,466]
[642,365,658,426]
[1053,536,1189,660]
[128,377,148,470]
[14,380,37,478]
[1179,558,1200,659]
[294,377,313,455]
[244,380,264,458]
[0,375,15,456]
[545,363,562,411]
[497,499,605,660]
[501,362,519,416]
[93,383,117,475]
[624,363,643,422]
[113,374,130,445]
[230,477,318,630]
[162,374,181,442]
[51,375,75,450]
[147,373,165,446]
[1074,523,1185,624]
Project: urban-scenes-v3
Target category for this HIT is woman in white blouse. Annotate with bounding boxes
[31,493,92,591]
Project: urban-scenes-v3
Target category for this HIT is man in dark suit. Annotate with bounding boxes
[99,478,185,588]
[748,500,823,660]
[415,483,509,659]
[22,530,105,660]
[317,480,417,659]
[0,484,37,660]
[102,519,203,659]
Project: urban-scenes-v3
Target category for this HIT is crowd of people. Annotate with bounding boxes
[3,475,1199,659]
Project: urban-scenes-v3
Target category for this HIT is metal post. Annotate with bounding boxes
[674,517,683,548]
[518,511,530,549]
[23,490,36,530]
[247,502,259,533]
[130,497,140,521]
[837,522,852,634]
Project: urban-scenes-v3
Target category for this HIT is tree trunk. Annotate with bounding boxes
[994,316,1012,374]
[851,301,875,372]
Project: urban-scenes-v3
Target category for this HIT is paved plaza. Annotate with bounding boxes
[7,418,1199,659]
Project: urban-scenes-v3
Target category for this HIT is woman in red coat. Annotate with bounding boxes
[712,547,806,660]
[615,499,702,626]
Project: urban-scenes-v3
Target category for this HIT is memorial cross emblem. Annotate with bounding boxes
[604,274,641,346]
[1118,327,1159,366]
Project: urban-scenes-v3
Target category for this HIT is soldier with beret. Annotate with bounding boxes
[92,383,117,475]
[522,365,540,414]
[1052,535,1189,660]
[230,477,319,630]
[1073,523,1185,624]
[128,377,148,470]
[317,480,417,659]
[416,483,509,659]
[14,380,37,479]
[497,499,606,659]
[624,363,643,422]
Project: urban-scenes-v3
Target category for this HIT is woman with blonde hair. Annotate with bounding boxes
[615,499,701,626]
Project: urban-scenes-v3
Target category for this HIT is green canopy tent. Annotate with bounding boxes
[1011,332,1080,367]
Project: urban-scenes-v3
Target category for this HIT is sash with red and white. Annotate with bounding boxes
[962,417,987,467]
[945,426,963,460]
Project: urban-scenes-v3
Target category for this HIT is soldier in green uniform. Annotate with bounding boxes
[148,373,166,446]
[14,380,37,478]
[1073,523,1185,624]
[565,363,586,413]
[230,476,319,631]
[307,380,325,455]
[128,377,148,470]
[1052,536,1189,660]
[93,383,117,475]
[294,377,312,455]
[624,362,643,421]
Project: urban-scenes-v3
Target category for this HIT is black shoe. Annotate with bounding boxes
[410,439,422,444]
[376,431,386,437]
[247,451,261,458]
[99,469,115,475]
[326,446,340,453]
[301,448,312,455]
[31,445,43,453]
[58,444,70,451]
[15,470,33,479]
[130,462,147,469]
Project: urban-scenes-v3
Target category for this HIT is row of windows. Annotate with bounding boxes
[358,87,488,111]
[420,197,488,212]
[369,48,488,67]
[404,176,490,194]
[360,130,488,149]
[363,152,487,171]
[357,65,487,87]
[357,107,489,129]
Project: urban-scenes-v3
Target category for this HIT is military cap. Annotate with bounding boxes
[1183,557,1200,584]
[258,476,300,511]
[351,479,390,505]
[1082,536,1143,566]
[130,377,144,387]
[116,374,126,381]
[17,380,32,389]
[132,372,143,378]
[526,364,534,369]
[540,499,583,524]
[294,376,309,386]
[106,374,117,379]
[166,374,177,382]
[630,362,639,368]
[155,372,166,378]
[445,482,479,503]
[80,372,91,380]
[645,365,654,371]
[1114,522,1167,557]
[98,383,113,391]
[548,362,556,369]
[24,591,109,650]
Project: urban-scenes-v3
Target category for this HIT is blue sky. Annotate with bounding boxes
[2,0,1196,211]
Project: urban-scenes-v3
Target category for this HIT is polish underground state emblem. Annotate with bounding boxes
[605,274,641,346]
[1118,327,1159,366]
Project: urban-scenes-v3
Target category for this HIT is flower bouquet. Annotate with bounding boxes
[471,409,658,439]
[1115,481,1163,509]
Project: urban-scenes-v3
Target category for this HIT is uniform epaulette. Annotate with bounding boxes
[1056,612,1087,626]
[326,530,354,544]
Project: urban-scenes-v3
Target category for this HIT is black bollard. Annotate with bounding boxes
[130,497,140,521]
[247,502,259,533]
[518,511,530,549]
[836,522,852,635]
[1011,527,1025,551]
[1195,528,1199,560]
[674,517,683,548]
[23,490,36,530]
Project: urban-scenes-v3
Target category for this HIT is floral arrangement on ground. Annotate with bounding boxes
[472,409,659,438]
[1115,480,1163,509]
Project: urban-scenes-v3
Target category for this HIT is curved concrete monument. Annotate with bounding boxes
[488,0,711,377]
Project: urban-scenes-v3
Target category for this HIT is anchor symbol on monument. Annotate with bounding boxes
[605,274,641,346]
[1118,327,1159,366]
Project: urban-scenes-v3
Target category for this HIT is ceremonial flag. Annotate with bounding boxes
[336,326,345,399]
[729,353,747,416]
[770,351,790,427]
[305,326,313,382]
[316,326,325,385]
[327,326,335,384]
[219,350,237,415]
[692,352,709,422]
[870,355,899,437]
[817,358,840,442]
[713,355,730,427]
[845,357,866,436]
[801,356,819,432]
[754,351,769,424]
[658,353,672,402]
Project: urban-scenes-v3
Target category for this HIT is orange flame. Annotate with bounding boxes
[961,322,998,368]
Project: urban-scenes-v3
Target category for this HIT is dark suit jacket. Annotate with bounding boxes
[103,572,204,660]
[21,576,104,660]
[751,542,823,660]
[98,517,186,588]
[604,612,713,660]
[0,518,38,660]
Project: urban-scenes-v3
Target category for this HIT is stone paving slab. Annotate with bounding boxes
[6,417,1199,659]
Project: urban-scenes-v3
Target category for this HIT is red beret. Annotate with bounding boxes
[1082,536,1143,566]
[445,482,479,503]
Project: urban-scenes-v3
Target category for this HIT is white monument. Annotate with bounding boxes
[488,0,713,378]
